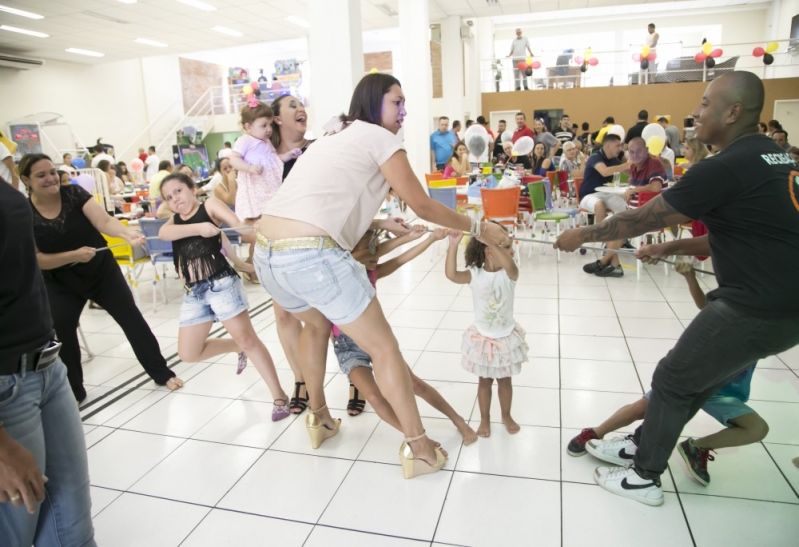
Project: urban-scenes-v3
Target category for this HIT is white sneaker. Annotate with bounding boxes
[594,466,664,506]
[585,434,637,466]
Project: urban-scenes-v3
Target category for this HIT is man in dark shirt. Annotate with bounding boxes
[555,72,799,506]
[624,109,649,144]
[0,179,96,544]
[578,134,630,224]
[554,114,576,156]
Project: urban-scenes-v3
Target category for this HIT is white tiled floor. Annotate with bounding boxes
[76,237,799,546]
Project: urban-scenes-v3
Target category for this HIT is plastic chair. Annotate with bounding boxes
[633,190,668,275]
[101,220,149,301]
[428,178,457,189]
[139,218,173,311]
[424,172,444,183]
[429,187,457,209]
[480,186,521,234]
[528,180,571,260]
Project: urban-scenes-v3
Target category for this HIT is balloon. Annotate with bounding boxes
[72,157,86,169]
[501,130,513,143]
[595,126,609,144]
[525,67,533,76]
[632,53,641,62]
[640,59,649,70]
[711,48,723,58]
[580,64,587,73]
[705,57,716,69]
[607,124,626,140]
[641,45,650,58]
[250,81,259,91]
[526,56,533,65]
[694,52,706,63]
[130,158,144,173]
[642,122,666,143]
[589,57,598,66]
[763,53,775,65]
[516,61,526,70]
[467,135,487,157]
[532,60,541,69]
[369,67,379,74]
[511,136,534,156]
[646,135,666,156]
[702,42,712,55]
[753,46,765,57]
[584,48,592,59]
[76,173,95,193]
[766,41,779,53]
[648,51,656,61]
[574,56,583,65]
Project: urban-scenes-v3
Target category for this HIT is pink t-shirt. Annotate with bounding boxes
[331,268,378,337]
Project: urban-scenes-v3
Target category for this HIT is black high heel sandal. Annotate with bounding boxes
[289,381,308,414]
[347,383,366,416]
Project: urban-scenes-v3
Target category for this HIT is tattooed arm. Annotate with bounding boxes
[554,195,692,251]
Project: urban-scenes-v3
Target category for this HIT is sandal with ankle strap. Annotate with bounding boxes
[347,383,366,416]
[289,381,308,414]
[399,431,447,479]
[305,404,341,448]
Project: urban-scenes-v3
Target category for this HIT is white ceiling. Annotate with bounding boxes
[0,0,770,64]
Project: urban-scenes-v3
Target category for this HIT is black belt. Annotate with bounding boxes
[1,340,62,376]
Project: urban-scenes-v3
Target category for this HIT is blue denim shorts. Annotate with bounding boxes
[332,332,373,375]
[179,273,248,326]
[643,389,754,426]
[253,239,375,326]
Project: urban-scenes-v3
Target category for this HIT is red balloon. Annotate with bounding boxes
[694,52,706,63]
[648,51,657,61]
[532,61,541,69]
[752,46,765,57]
[711,48,723,58]
[516,61,526,70]
[589,57,598,66]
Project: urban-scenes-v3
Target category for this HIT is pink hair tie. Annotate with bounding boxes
[246,95,259,108]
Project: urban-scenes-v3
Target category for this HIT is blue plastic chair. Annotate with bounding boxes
[139,218,174,311]
[429,187,457,210]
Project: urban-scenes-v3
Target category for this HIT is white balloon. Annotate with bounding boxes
[641,122,667,143]
[463,123,488,142]
[512,136,534,156]
[467,135,487,157]
[501,130,514,143]
[607,124,626,140]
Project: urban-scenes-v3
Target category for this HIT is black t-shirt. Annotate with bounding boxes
[0,183,53,363]
[31,185,108,278]
[582,149,622,196]
[663,133,799,317]
[625,121,648,144]
[281,140,315,180]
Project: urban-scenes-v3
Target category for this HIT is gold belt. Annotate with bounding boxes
[256,233,340,252]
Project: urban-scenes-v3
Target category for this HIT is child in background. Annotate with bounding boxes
[159,172,291,421]
[227,100,302,279]
[567,259,767,486]
[332,226,478,446]
[445,225,528,437]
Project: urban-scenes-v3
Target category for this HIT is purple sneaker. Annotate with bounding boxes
[272,399,290,422]
[236,352,247,375]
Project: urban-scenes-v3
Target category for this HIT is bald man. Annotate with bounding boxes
[555,72,799,506]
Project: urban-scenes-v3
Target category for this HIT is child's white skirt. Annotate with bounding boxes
[461,322,528,379]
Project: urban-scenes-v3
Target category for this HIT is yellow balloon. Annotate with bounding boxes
[526,56,533,64]
[702,42,712,55]
[766,41,779,53]
[646,135,666,156]
[596,126,609,144]
[369,67,379,74]
[584,48,593,59]
[641,45,650,58]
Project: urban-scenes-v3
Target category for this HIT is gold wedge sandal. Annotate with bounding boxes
[399,431,447,479]
[305,404,341,449]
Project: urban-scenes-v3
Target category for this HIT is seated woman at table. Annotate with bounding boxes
[116,161,132,184]
[442,142,469,178]
[531,142,555,177]
[680,136,709,171]
[20,153,183,402]
[98,159,124,195]
[500,141,532,171]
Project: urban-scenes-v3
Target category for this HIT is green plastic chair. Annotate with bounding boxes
[527,180,570,260]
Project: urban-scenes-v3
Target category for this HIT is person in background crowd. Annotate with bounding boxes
[0,140,20,191]
[657,116,682,156]
[145,145,159,182]
[771,129,790,151]
[508,28,534,91]
[430,116,457,172]
[451,120,462,142]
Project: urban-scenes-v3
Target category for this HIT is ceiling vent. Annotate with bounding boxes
[0,53,44,70]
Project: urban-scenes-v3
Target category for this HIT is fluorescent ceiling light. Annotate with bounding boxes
[0,25,48,38]
[285,15,309,29]
[66,48,104,58]
[176,0,216,11]
[135,37,168,47]
[212,25,242,37]
[117,1,138,4]
[0,4,44,19]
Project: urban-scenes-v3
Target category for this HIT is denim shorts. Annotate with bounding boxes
[179,273,248,326]
[643,389,754,426]
[253,240,375,326]
[332,332,373,375]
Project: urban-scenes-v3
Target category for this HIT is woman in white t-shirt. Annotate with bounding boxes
[254,73,509,478]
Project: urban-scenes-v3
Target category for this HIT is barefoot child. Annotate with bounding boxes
[331,225,478,445]
[445,225,529,437]
[567,259,767,486]
[158,172,291,421]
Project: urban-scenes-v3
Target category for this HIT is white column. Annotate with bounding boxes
[398,0,432,180]
[463,19,490,120]
[440,15,464,123]
[308,0,364,138]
